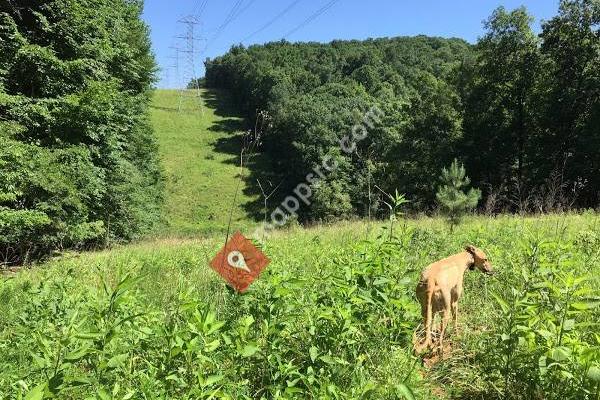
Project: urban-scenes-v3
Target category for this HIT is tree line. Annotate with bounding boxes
[0,0,162,264]
[205,0,600,221]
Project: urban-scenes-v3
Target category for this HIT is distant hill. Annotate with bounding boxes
[205,36,473,220]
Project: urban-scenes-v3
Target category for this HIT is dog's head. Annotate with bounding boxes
[466,245,494,275]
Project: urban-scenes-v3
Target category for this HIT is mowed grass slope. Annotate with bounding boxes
[150,89,263,236]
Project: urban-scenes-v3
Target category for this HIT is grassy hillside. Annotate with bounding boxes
[1,88,599,399]
[150,89,266,236]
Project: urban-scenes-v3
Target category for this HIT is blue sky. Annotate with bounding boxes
[142,0,559,89]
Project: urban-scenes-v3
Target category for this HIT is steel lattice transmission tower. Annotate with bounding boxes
[168,45,181,91]
[176,15,205,114]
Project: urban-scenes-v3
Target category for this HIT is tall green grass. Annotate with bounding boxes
[1,214,599,398]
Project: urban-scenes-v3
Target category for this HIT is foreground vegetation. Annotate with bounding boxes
[1,214,599,399]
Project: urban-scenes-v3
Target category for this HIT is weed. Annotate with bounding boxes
[1,214,598,399]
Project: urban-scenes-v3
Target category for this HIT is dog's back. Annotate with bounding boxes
[416,252,468,316]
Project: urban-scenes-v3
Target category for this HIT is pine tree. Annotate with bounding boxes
[436,159,481,231]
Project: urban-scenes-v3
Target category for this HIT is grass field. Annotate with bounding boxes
[150,89,267,236]
[1,214,599,398]
[1,89,599,399]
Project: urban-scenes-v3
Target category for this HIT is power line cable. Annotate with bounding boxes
[204,0,244,49]
[232,0,258,22]
[242,0,302,43]
[283,0,339,39]
[203,0,257,52]
[193,0,209,17]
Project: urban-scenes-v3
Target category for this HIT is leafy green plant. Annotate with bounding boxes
[2,214,599,399]
[485,235,600,399]
[379,189,410,239]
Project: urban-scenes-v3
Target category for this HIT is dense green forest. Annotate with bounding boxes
[205,0,600,221]
[1,0,598,261]
[0,0,162,263]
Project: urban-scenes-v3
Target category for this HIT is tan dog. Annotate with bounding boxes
[415,245,493,352]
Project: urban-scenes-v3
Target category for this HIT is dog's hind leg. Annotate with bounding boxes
[451,301,459,333]
[423,287,435,349]
[439,289,452,352]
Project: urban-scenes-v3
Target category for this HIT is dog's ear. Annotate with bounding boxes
[465,245,476,254]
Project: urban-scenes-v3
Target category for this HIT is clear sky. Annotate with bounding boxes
[142,0,559,89]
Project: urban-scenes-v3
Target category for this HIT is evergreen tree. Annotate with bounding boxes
[436,159,481,231]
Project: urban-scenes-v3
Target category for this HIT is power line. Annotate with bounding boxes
[203,0,256,52]
[231,0,258,22]
[283,0,340,39]
[242,0,302,43]
[203,0,243,51]
[211,0,244,38]
[168,44,181,89]
[193,0,209,17]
